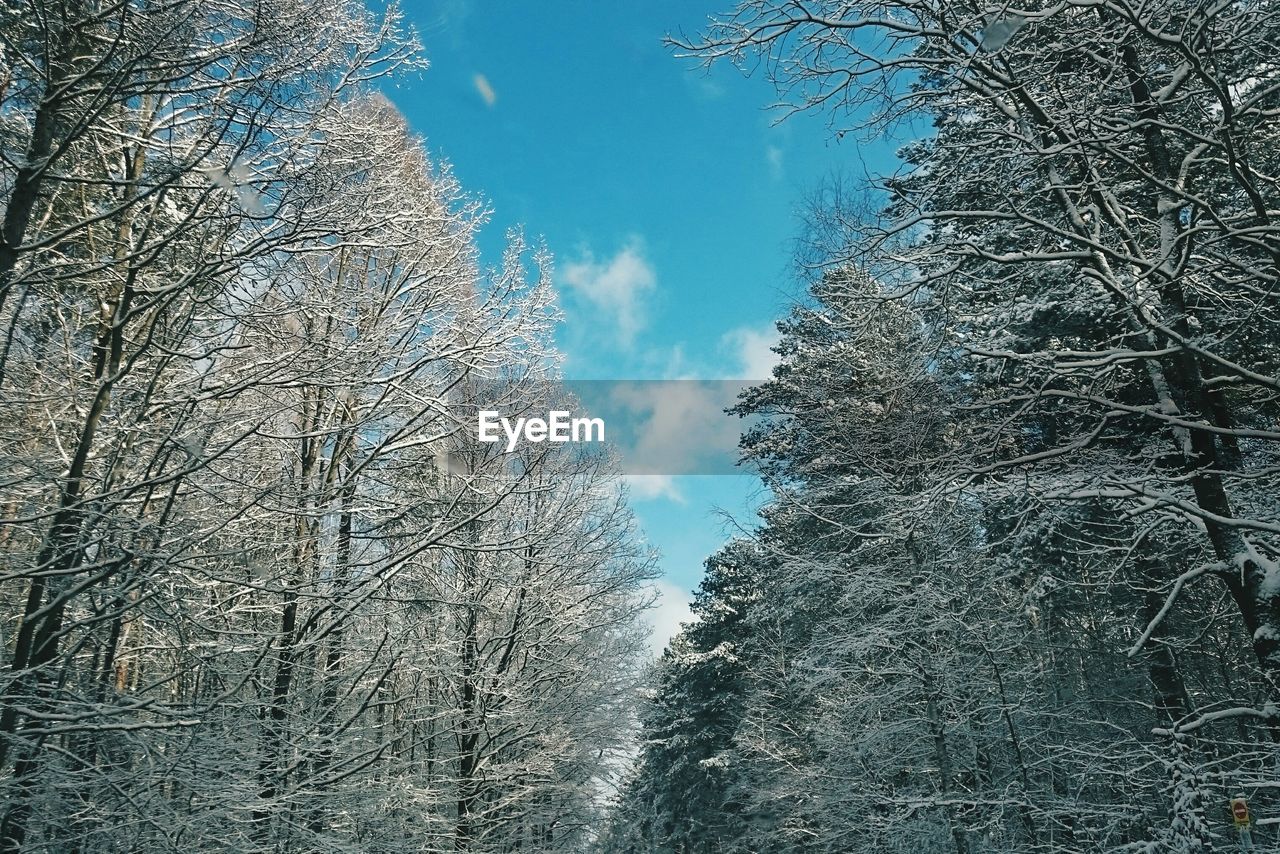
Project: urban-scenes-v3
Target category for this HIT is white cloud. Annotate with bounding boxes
[472,73,497,107]
[765,144,784,180]
[695,77,726,99]
[642,579,694,657]
[420,0,473,44]
[683,69,727,101]
[721,326,780,379]
[621,474,686,504]
[561,239,656,348]
[609,380,741,476]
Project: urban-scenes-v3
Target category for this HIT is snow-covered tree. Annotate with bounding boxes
[605,3,1280,851]
[0,5,654,851]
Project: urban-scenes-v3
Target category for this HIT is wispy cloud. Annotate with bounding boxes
[693,77,725,100]
[561,238,657,348]
[599,380,744,476]
[680,65,728,102]
[472,72,497,107]
[622,474,686,504]
[721,326,780,379]
[420,0,473,45]
[765,144,784,180]
[642,579,694,657]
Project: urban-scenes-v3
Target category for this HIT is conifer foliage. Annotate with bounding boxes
[609,2,1280,851]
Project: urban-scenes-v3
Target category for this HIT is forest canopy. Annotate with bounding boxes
[0,2,653,851]
[606,2,1280,852]
[5,1,1280,853]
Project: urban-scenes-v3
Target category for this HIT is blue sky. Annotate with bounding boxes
[389,2,899,651]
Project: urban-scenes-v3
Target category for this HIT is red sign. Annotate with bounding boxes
[1231,797,1250,827]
